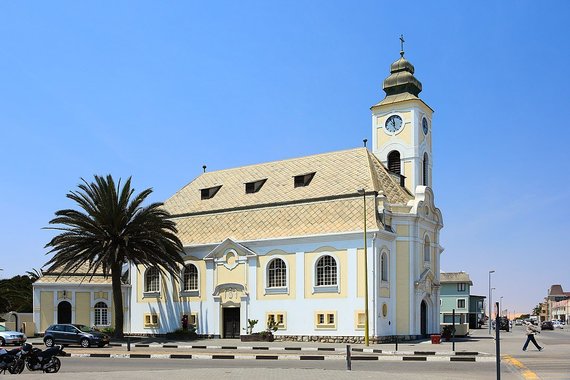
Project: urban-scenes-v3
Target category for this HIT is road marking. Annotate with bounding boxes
[503,355,541,380]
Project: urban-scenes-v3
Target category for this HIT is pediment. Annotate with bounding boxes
[204,238,257,262]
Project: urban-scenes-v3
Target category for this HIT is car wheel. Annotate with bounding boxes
[44,337,54,347]
[0,337,5,346]
[80,338,90,348]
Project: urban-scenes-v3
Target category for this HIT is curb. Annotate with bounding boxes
[66,353,492,362]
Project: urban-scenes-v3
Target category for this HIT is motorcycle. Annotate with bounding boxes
[19,343,66,373]
[0,347,24,374]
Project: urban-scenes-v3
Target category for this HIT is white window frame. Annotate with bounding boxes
[312,254,339,293]
[380,251,389,283]
[265,257,288,295]
[457,283,467,292]
[180,263,200,297]
[457,298,466,309]
[94,301,110,327]
[144,267,160,296]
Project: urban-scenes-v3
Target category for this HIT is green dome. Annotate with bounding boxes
[383,55,422,97]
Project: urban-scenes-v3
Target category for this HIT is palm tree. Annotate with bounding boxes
[26,268,43,283]
[45,175,184,338]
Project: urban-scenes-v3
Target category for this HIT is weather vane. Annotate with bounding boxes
[400,34,405,57]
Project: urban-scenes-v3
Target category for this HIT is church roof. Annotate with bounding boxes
[164,147,412,246]
[440,272,473,285]
[36,262,111,285]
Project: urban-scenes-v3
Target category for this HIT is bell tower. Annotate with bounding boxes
[371,36,434,194]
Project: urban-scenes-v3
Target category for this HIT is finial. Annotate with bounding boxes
[363,139,368,148]
[400,34,405,57]
[202,165,207,173]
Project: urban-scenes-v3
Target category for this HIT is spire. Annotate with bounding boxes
[382,35,422,97]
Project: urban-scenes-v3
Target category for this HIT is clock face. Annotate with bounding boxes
[385,115,403,133]
[422,117,429,135]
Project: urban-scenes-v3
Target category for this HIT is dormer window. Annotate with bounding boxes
[245,179,267,194]
[200,185,222,200]
[294,172,315,188]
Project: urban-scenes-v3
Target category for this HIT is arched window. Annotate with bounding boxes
[424,236,431,262]
[387,151,401,175]
[423,153,429,186]
[316,255,337,286]
[94,301,109,326]
[145,267,160,293]
[182,264,199,291]
[381,252,388,282]
[267,258,287,288]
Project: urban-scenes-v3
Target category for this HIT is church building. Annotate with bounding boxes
[127,47,444,342]
[33,46,444,342]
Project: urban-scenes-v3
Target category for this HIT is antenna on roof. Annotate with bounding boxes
[202,165,207,173]
[363,139,368,148]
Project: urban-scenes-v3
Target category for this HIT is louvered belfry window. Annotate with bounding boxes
[387,151,401,175]
[423,153,429,186]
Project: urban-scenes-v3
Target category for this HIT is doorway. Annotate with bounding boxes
[420,300,428,336]
[57,301,72,324]
[223,307,240,338]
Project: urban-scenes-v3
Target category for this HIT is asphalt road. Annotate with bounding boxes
[13,357,521,380]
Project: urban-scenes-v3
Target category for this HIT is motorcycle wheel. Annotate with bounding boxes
[45,357,61,373]
[8,359,25,374]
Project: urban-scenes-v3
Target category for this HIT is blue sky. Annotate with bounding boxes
[1,1,568,316]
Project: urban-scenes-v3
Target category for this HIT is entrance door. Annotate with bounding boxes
[420,301,428,336]
[57,301,72,324]
[223,307,240,338]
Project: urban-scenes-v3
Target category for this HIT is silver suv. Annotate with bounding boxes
[0,325,27,346]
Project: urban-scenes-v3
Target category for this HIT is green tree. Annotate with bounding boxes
[0,275,33,313]
[532,304,542,316]
[45,175,184,338]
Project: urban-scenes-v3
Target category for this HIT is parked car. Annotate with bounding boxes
[514,319,523,326]
[541,321,554,330]
[0,325,27,346]
[493,317,510,332]
[43,324,110,348]
[551,320,564,329]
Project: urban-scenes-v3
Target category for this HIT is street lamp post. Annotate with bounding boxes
[357,189,369,346]
[488,270,495,334]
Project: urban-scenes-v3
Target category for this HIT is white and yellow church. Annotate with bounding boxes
[34,48,443,342]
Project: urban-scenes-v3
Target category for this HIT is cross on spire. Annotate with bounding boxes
[400,34,405,57]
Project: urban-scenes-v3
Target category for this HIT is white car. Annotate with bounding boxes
[551,320,564,329]
[0,325,27,346]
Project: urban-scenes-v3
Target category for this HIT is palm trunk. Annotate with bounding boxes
[111,262,124,338]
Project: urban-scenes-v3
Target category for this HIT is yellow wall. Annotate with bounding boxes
[356,249,365,298]
[40,291,54,331]
[136,266,169,303]
[75,292,90,326]
[304,249,347,299]
[256,250,296,300]
[379,287,390,298]
[396,241,410,334]
[404,161,413,192]
[396,225,409,236]
[217,262,246,285]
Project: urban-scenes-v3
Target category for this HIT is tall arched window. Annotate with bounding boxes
[145,267,160,293]
[182,264,199,291]
[94,301,109,326]
[381,252,388,282]
[424,236,431,262]
[387,151,401,175]
[423,153,429,186]
[316,255,337,286]
[267,258,287,288]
